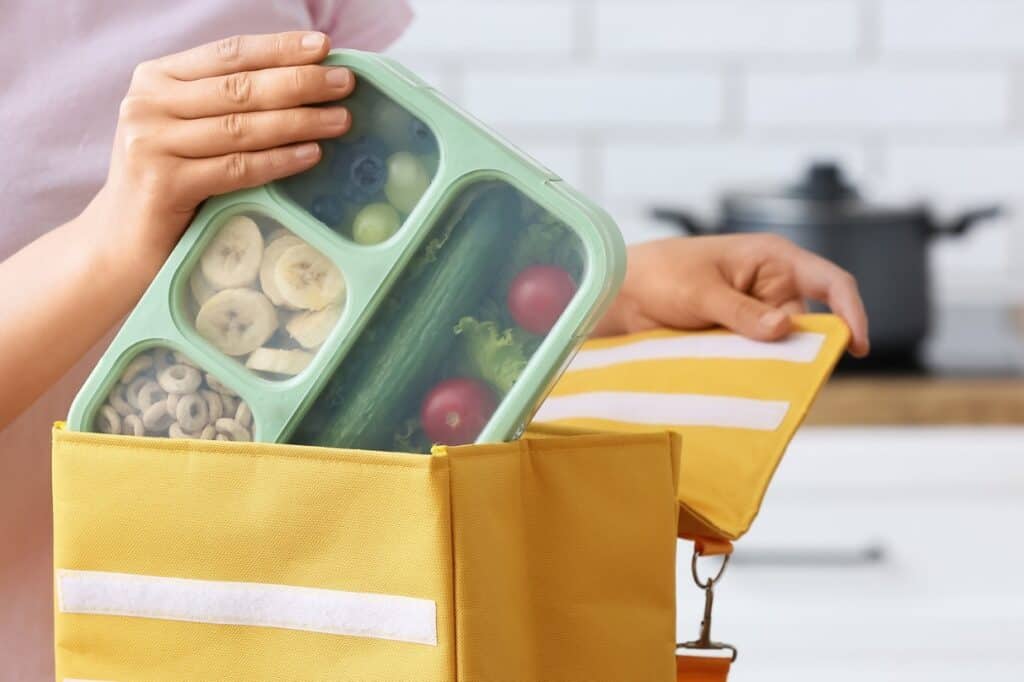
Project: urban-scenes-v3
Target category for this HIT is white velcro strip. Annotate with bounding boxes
[57,570,437,646]
[568,332,826,371]
[535,391,790,431]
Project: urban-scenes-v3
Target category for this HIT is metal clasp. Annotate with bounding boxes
[677,548,738,662]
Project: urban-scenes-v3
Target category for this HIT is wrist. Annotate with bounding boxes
[76,188,164,297]
[87,185,178,286]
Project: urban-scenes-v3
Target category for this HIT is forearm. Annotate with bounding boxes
[0,198,155,429]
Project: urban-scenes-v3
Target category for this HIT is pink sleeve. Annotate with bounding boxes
[307,0,414,51]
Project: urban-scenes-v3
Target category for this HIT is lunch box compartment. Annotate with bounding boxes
[180,210,346,381]
[275,78,439,244]
[289,178,585,452]
[86,344,256,441]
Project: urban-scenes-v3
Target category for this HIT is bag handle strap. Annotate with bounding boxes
[676,654,732,681]
[676,537,735,680]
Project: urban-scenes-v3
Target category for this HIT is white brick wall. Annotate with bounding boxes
[595,1,860,57]
[388,0,1024,304]
[746,69,1011,130]
[881,1,1024,55]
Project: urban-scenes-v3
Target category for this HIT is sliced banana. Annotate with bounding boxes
[285,304,342,349]
[267,227,292,243]
[274,244,345,311]
[245,347,312,376]
[189,269,217,306]
[200,215,264,289]
[259,234,304,307]
[195,288,278,356]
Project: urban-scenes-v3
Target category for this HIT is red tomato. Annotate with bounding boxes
[420,378,497,445]
[507,265,577,335]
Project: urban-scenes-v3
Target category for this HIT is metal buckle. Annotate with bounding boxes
[676,548,738,662]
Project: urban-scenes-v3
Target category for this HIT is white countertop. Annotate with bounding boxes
[676,426,1024,681]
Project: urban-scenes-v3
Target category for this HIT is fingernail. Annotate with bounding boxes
[759,310,787,330]
[320,107,349,127]
[302,33,326,51]
[325,67,351,88]
[294,143,319,160]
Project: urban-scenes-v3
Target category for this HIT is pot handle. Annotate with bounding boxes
[930,205,1003,237]
[651,207,718,236]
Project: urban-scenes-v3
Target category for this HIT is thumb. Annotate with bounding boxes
[701,285,793,342]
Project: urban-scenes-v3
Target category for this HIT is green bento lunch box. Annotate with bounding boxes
[66,49,626,453]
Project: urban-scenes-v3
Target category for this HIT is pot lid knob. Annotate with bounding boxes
[787,162,859,201]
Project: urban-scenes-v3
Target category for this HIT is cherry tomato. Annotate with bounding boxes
[420,378,496,445]
[507,265,577,335]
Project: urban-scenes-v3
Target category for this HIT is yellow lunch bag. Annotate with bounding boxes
[53,315,847,681]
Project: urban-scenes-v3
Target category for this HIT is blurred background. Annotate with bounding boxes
[390,1,1024,680]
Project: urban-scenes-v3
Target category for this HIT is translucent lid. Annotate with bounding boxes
[67,50,625,451]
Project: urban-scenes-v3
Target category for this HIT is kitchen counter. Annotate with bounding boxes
[681,426,1024,681]
[805,304,1024,425]
[807,376,1024,425]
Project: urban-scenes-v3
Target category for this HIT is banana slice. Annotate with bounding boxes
[245,347,313,376]
[274,244,345,310]
[259,234,304,307]
[267,227,292,243]
[195,288,278,356]
[189,269,217,306]
[286,304,342,349]
[200,215,264,289]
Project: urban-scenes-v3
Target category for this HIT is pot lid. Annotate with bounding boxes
[722,162,927,226]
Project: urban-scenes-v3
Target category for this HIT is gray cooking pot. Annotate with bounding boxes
[653,162,1001,365]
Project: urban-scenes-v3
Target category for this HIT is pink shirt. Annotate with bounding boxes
[0,1,410,676]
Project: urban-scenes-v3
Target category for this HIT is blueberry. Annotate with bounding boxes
[332,137,389,202]
[408,118,435,153]
[347,154,387,199]
[311,194,344,226]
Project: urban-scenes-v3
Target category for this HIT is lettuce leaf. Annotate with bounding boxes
[496,221,584,296]
[452,316,531,394]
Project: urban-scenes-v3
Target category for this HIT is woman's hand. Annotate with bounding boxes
[594,234,870,357]
[89,31,353,287]
[0,32,354,430]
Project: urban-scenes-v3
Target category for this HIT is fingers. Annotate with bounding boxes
[698,284,793,342]
[169,65,354,119]
[156,32,330,81]
[778,298,808,316]
[787,249,870,357]
[165,106,350,157]
[177,142,322,200]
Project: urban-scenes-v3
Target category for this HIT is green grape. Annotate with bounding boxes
[370,98,410,144]
[384,152,430,213]
[353,202,401,245]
